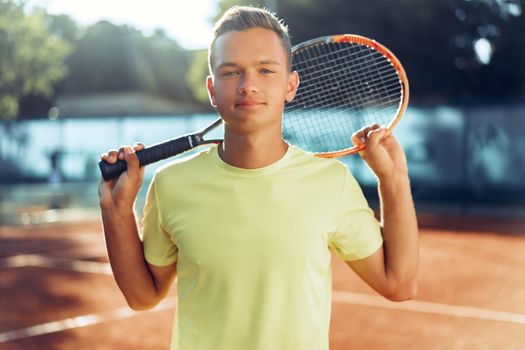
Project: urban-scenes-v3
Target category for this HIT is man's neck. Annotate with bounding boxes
[218,127,288,169]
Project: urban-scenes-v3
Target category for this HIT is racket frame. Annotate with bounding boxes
[286,34,409,158]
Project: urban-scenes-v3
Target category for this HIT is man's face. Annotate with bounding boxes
[207,28,299,133]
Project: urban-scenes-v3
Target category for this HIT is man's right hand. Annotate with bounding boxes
[98,143,146,211]
[97,142,175,310]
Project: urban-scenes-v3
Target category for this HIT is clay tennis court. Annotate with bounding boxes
[1,212,524,350]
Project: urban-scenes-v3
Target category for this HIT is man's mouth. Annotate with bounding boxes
[235,100,265,107]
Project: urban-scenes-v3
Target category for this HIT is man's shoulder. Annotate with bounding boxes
[154,146,215,180]
[289,145,349,175]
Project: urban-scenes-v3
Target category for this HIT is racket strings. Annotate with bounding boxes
[284,41,404,153]
[294,47,399,104]
[294,44,400,115]
[295,47,393,83]
[298,71,401,111]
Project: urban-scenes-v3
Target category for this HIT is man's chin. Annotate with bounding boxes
[225,117,279,133]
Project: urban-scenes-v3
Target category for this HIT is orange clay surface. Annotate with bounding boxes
[1,216,524,350]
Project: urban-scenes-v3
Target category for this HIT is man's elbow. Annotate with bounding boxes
[382,279,418,302]
[125,295,161,311]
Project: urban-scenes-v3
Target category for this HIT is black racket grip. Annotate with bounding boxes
[99,135,193,181]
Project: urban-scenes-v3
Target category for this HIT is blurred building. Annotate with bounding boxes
[55,92,205,117]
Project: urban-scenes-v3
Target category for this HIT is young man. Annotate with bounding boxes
[99,6,418,350]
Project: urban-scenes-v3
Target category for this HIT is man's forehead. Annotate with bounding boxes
[213,28,287,65]
[215,28,283,50]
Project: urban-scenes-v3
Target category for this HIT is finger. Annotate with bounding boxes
[352,125,369,145]
[364,124,381,138]
[133,142,145,152]
[352,124,381,146]
[118,146,129,161]
[105,150,119,163]
[352,130,365,146]
[366,125,387,147]
[123,146,140,179]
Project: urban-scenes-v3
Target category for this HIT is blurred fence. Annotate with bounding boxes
[1,105,524,208]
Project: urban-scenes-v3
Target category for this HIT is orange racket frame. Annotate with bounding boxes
[289,34,410,158]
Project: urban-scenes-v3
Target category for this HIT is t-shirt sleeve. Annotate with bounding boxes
[330,169,383,261]
[141,175,178,266]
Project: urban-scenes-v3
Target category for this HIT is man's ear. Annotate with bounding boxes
[285,71,300,103]
[207,75,217,107]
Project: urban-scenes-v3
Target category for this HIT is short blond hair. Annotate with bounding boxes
[208,6,292,73]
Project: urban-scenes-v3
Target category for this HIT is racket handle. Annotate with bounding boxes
[99,135,193,181]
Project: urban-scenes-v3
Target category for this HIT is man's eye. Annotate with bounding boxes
[260,68,274,74]
[222,71,239,77]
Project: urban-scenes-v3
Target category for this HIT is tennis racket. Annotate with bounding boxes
[98,118,223,180]
[283,34,409,157]
[99,34,408,180]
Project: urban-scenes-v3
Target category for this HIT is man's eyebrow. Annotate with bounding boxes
[216,60,282,70]
[216,62,238,70]
[257,60,281,66]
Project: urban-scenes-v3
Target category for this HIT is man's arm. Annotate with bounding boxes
[346,125,419,301]
[99,145,177,310]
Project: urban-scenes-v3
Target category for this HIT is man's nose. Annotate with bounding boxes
[238,73,259,94]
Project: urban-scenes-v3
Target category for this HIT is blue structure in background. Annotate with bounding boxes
[0,106,524,210]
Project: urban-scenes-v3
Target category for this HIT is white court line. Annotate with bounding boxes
[0,254,112,275]
[2,291,525,343]
[333,290,525,325]
[0,297,177,343]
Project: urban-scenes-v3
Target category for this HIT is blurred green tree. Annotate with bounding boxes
[60,22,197,103]
[0,1,71,120]
[137,29,196,101]
[61,21,139,93]
[187,49,212,104]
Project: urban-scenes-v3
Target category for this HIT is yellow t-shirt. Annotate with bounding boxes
[141,144,382,350]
